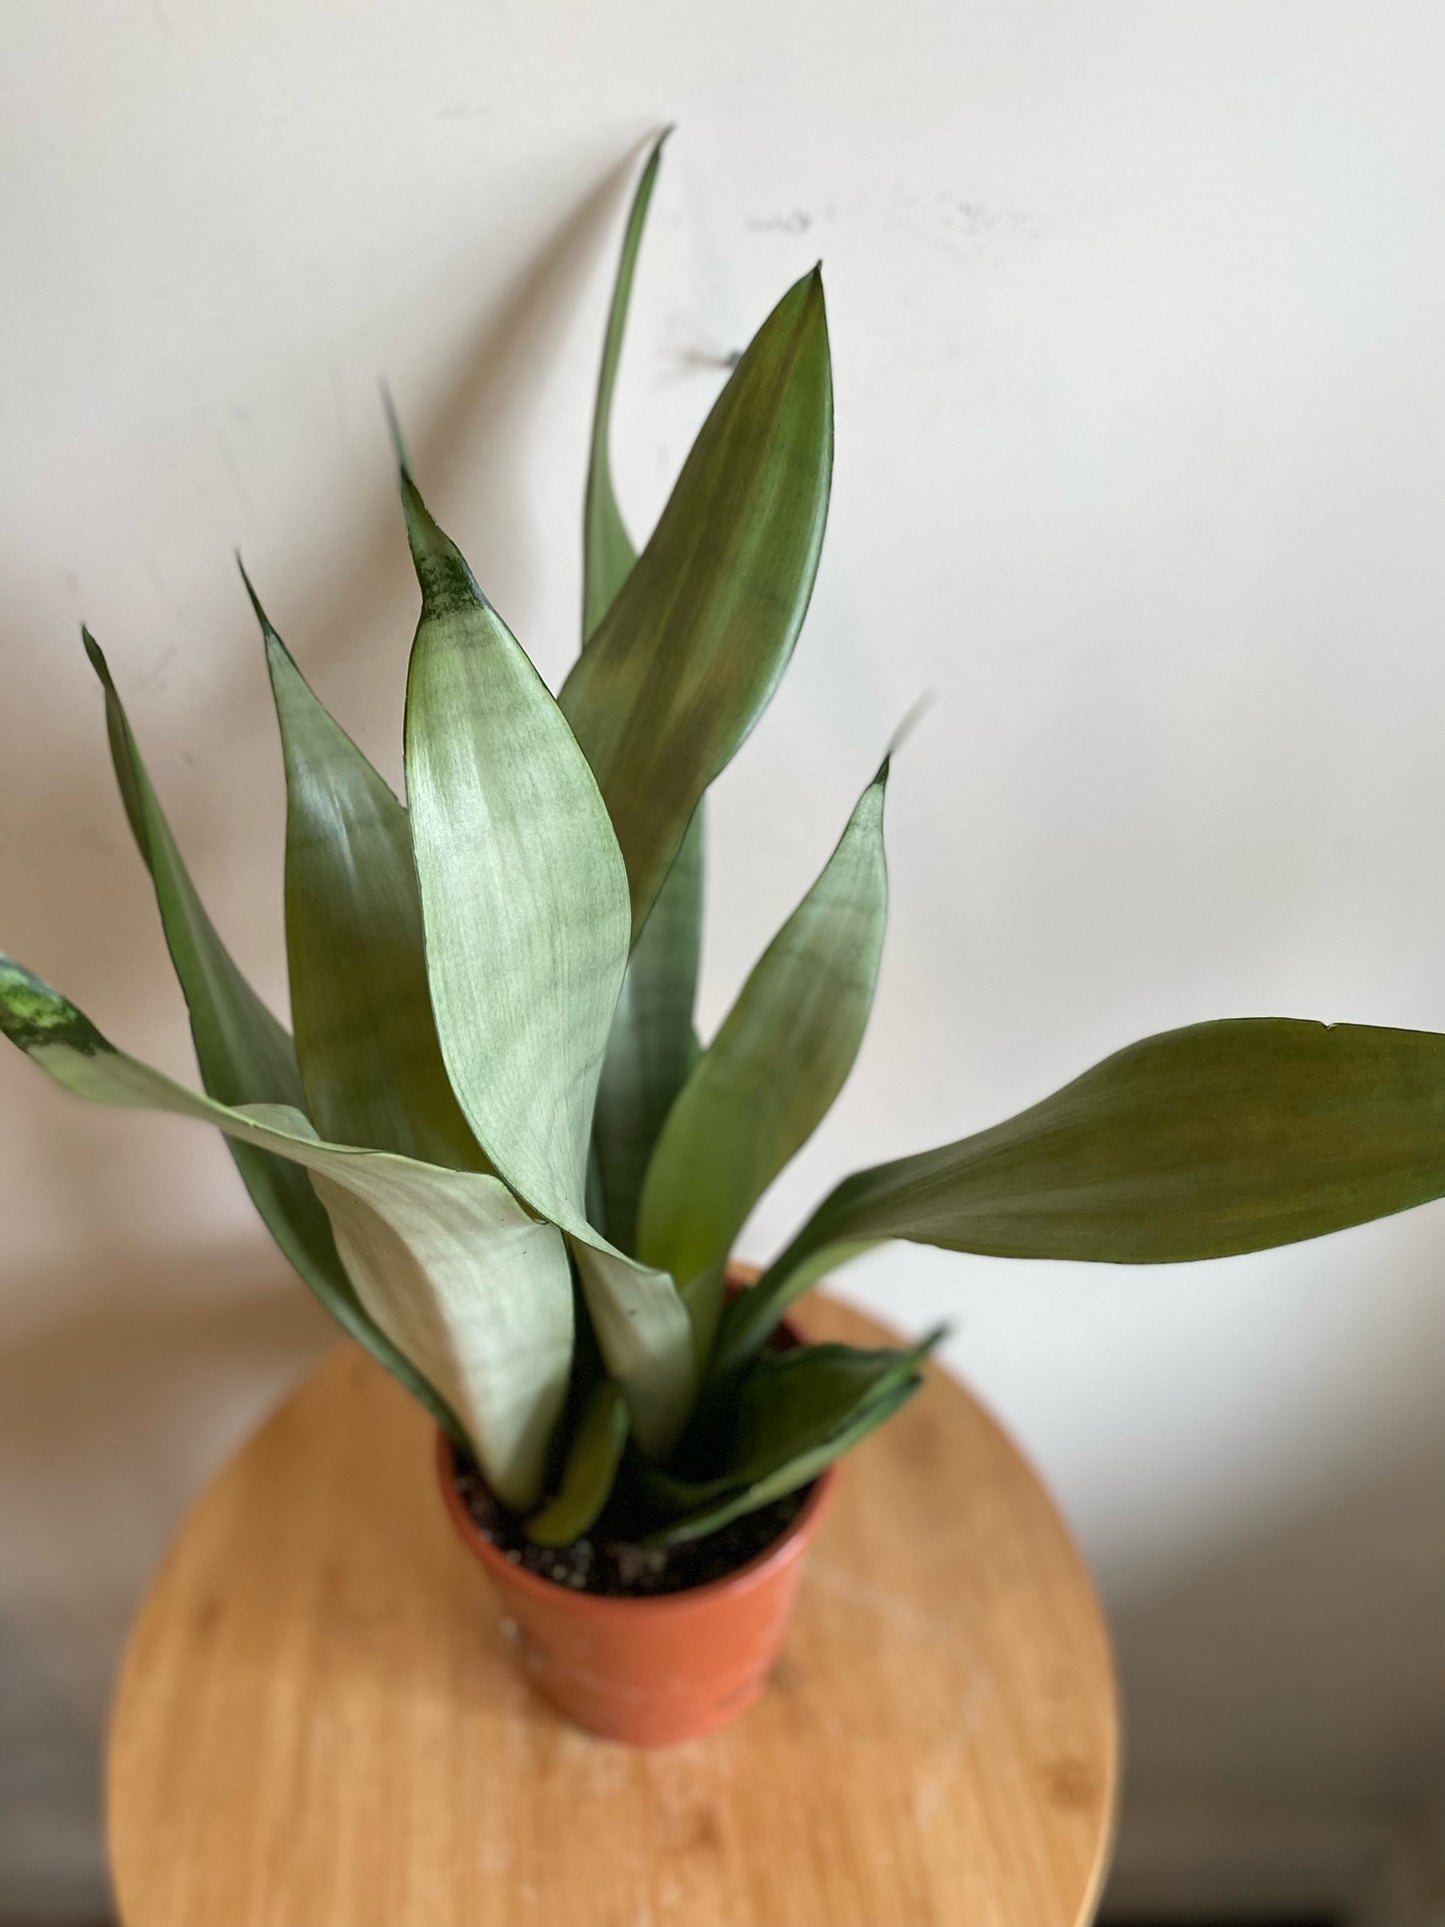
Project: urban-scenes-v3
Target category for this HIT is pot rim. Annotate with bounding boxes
[437,1427,839,1617]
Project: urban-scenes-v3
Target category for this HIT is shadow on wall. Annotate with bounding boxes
[0,148,652,1926]
[284,139,644,687]
[1104,1393,1445,1922]
[0,134,644,1087]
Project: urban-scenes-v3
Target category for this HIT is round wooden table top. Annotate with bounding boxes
[108,1295,1118,1927]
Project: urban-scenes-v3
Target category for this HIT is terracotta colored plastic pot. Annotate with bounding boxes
[437,1317,838,1747]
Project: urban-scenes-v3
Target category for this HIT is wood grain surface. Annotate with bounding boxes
[107,1295,1118,1926]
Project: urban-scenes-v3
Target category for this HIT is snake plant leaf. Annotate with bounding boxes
[565,1240,695,1458]
[676,1253,730,1368]
[526,1381,630,1546]
[717,1016,1445,1372]
[0,958,572,1508]
[581,129,706,1256]
[80,634,427,1386]
[592,815,704,1253]
[397,472,696,1455]
[246,573,485,1172]
[560,265,833,934]
[645,1381,918,1546]
[84,646,465,1444]
[642,1334,939,1546]
[638,761,889,1290]
[401,470,630,1215]
[582,125,669,646]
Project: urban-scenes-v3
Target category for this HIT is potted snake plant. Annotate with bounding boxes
[7,132,1445,1746]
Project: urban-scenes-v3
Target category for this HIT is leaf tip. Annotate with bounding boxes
[235,555,284,657]
[788,261,829,344]
[80,627,125,708]
[391,459,481,617]
[0,957,112,1060]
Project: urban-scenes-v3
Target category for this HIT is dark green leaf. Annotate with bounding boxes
[638,762,888,1287]
[580,129,706,1257]
[592,812,704,1253]
[526,1381,630,1546]
[247,572,484,1171]
[560,267,833,933]
[717,1016,1445,1370]
[641,1333,939,1544]
[81,632,464,1438]
[582,126,669,644]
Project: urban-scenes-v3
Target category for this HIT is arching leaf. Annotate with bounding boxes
[0,959,572,1509]
[717,1016,1445,1372]
[82,634,460,1436]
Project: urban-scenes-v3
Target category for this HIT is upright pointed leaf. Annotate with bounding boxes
[583,126,669,645]
[82,635,395,1344]
[85,633,303,1127]
[246,574,484,1171]
[717,1016,1445,1371]
[401,471,630,1220]
[561,266,832,932]
[397,474,695,1452]
[638,762,889,1288]
[592,814,704,1253]
[0,960,572,1508]
[581,129,705,1254]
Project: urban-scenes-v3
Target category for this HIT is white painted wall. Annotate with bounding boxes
[5,4,1445,1916]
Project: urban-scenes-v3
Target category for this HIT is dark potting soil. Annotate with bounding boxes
[452,1454,813,1598]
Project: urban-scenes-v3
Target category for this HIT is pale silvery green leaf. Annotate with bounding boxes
[81,633,461,1438]
[401,470,629,1224]
[246,571,485,1172]
[581,128,706,1256]
[397,471,695,1453]
[638,762,889,1291]
[566,1241,694,1456]
[716,1016,1445,1372]
[560,266,832,934]
[582,126,669,646]
[0,959,571,1508]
